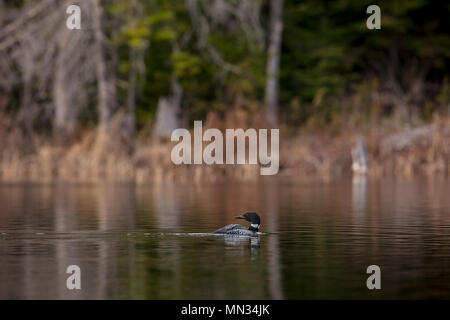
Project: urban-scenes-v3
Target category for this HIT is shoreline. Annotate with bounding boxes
[1,117,449,183]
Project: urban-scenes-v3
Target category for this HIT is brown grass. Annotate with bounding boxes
[0,110,449,183]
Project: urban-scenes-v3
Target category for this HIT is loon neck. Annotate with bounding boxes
[248,224,259,232]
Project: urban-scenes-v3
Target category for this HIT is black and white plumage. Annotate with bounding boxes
[212,212,261,236]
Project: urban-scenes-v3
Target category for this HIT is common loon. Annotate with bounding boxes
[213,212,261,236]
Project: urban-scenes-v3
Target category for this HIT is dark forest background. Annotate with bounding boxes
[0,0,448,181]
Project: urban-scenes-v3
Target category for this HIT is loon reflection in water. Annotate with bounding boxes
[213,212,261,237]
[219,235,261,249]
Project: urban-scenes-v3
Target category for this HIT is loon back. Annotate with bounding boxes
[212,212,261,236]
[212,224,258,236]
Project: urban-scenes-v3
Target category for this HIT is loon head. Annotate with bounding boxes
[235,212,261,232]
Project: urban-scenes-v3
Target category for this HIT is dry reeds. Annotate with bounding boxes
[0,110,449,183]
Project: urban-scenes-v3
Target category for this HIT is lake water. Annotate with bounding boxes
[0,177,449,299]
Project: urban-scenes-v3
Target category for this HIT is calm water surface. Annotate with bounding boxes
[0,177,449,299]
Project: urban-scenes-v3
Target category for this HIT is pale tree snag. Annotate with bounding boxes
[53,27,74,144]
[265,0,284,126]
[91,0,117,157]
[127,47,137,136]
[91,0,114,130]
[19,52,34,152]
[154,77,183,142]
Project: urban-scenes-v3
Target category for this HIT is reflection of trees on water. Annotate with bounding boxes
[352,174,368,218]
[4,185,43,299]
[54,184,82,299]
[151,182,184,299]
[152,182,182,229]
[218,234,261,249]
[0,181,286,299]
[3,179,450,298]
[264,182,284,300]
[95,183,137,299]
[17,183,141,299]
[0,185,70,298]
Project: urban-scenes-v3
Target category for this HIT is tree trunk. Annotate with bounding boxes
[53,27,75,144]
[264,0,284,126]
[19,52,34,152]
[91,0,113,129]
[127,47,137,134]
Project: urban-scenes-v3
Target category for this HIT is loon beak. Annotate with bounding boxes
[235,215,246,220]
